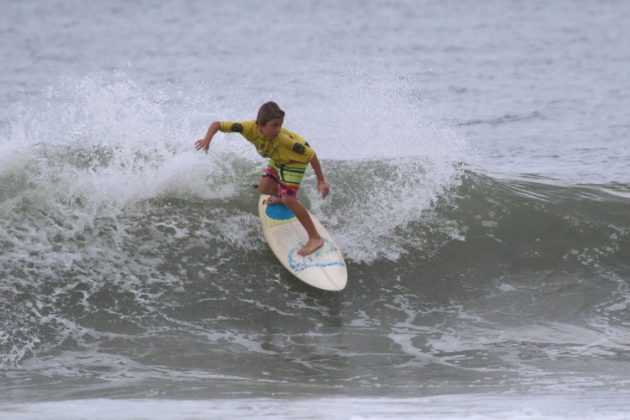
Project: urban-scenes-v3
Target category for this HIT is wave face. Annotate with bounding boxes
[2,77,630,401]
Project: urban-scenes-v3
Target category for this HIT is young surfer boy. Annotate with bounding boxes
[195,102,329,256]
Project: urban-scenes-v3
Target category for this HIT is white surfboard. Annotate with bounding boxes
[258,195,347,291]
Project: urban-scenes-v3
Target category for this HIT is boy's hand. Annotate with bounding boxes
[317,181,329,199]
[195,138,210,153]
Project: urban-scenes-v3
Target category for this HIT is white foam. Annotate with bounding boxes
[284,72,471,262]
[2,394,630,420]
[1,75,248,219]
[2,72,470,265]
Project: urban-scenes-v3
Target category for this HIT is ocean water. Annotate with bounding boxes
[1,0,630,419]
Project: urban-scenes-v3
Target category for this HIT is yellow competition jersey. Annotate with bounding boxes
[219,120,315,165]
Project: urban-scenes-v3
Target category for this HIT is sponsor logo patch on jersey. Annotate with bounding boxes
[292,143,306,154]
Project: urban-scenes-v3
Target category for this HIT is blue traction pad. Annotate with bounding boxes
[265,203,296,221]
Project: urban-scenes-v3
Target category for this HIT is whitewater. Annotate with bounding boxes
[1,1,630,419]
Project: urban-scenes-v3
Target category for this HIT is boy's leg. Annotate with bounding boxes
[261,160,323,255]
[259,163,281,204]
[282,194,324,256]
[258,175,278,196]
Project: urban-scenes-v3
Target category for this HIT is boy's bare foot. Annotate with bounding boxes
[266,195,282,205]
[298,237,324,256]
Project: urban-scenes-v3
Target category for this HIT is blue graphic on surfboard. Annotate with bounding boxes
[258,195,347,291]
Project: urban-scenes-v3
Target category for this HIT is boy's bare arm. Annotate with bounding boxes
[310,154,329,199]
[195,121,221,153]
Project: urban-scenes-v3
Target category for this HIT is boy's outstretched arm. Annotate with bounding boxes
[310,154,329,199]
[195,121,221,153]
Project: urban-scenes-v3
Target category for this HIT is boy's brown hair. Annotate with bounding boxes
[256,101,285,126]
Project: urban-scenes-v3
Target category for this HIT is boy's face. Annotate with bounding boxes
[259,118,283,139]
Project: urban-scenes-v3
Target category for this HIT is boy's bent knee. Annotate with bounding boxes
[259,178,277,195]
